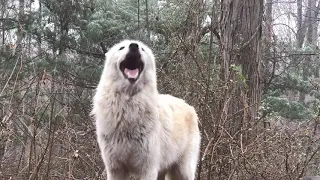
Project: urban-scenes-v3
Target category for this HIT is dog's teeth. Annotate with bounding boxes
[124,68,139,79]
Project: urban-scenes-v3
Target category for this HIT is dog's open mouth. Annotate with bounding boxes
[120,51,144,83]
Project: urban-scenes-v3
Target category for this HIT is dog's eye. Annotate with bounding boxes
[141,48,145,51]
[119,47,125,50]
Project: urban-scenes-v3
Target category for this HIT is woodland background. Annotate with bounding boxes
[0,0,320,179]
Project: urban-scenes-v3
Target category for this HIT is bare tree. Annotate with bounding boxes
[220,0,263,136]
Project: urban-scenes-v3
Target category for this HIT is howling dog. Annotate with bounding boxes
[92,40,200,180]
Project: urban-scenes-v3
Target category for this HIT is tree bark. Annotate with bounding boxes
[1,0,6,48]
[296,0,304,48]
[16,0,24,54]
[300,0,317,102]
[265,0,273,42]
[220,0,263,128]
[145,0,150,43]
[219,0,263,176]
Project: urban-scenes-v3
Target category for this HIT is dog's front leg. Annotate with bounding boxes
[139,168,158,180]
[106,168,129,180]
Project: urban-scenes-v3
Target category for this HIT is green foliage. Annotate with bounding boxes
[264,39,320,121]
[262,96,314,120]
[265,73,317,120]
[230,64,248,90]
[87,0,141,44]
[271,73,311,94]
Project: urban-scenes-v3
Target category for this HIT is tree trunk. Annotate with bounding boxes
[296,0,304,48]
[264,0,274,87]
[300,0,317,102]
[264,0,273,129]
[219,0,263,176]
[1,0,6,49]
[38,0,42,54]
[265,0,273,43]
[220,0,263,131]
[145,0,150,43]
[16,0,25,53]
[314,1,320,78]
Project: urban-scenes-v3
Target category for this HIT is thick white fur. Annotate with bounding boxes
[92,40,201,180]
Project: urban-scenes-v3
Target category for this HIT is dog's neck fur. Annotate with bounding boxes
[98,81,157,97]
[93,78,159,119]
[93,80,160,143]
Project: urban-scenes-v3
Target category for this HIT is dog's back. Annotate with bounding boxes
[157,94,200,180]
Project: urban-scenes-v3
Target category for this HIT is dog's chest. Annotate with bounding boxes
[98,96,157,142]
[96,97,159,169]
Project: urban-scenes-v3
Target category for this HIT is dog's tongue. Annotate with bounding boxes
[124,68,139,79]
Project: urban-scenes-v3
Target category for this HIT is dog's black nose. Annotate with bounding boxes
[129,43,139,51]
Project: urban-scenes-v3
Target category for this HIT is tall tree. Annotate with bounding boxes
[220,0,263,133]
[296,0,304,48]
[299,0,320,102]
[216,0,264,177]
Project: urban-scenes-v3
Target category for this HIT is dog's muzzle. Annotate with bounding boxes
[120,43,144,83]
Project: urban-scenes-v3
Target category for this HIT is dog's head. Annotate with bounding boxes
[100,40,157,94]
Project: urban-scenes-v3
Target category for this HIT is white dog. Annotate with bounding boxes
[91,40,200,180]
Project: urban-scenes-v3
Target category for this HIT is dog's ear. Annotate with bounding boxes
[104,46,113,59]
[104,49,112,61]
[103,47,114,65]
[100,42,108,54]
[105,52,109,60]
[98,42,109,65]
